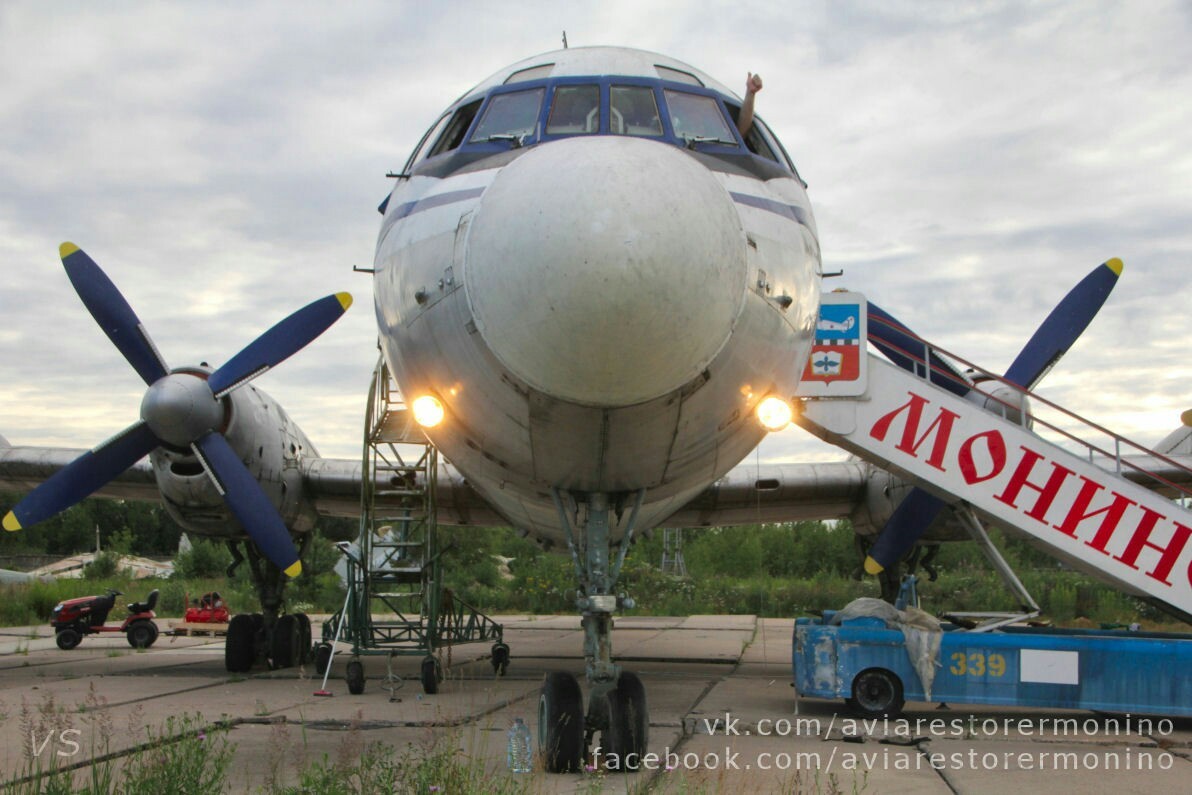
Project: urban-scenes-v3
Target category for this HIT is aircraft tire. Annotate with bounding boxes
[604,671,649,771]
[538,671,584,773]
[295,613,312,664]
[270,614,301,669]
[225,614,256,672]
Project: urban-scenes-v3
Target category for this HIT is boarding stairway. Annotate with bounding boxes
[794,296,1192,623]
[324,356,503,691]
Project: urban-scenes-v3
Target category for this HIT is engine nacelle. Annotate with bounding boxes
[150,383,317,540]
[848,461,967,545]
[965,376,1032,428]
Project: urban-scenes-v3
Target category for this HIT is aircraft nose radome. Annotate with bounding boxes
[463,137,747,407]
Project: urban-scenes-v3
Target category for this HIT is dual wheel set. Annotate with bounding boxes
[224,612,313,672]
[539,670,648,773]
[309,641,511,696]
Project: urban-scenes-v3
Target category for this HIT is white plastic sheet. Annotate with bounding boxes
[830,597,943,701]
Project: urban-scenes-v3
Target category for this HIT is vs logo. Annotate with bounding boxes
[29,728,82,758]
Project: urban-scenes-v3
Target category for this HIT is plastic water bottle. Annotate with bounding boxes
[507,716,532,773]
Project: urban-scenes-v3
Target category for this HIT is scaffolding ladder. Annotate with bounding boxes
[320,355,506,694]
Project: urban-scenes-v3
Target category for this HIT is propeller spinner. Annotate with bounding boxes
[2,243,352,578]
[863,258,1123,575]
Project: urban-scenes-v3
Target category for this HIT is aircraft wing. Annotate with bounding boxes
[655,461,870,527]
[301,456,510,525]
[5,436,1187,534]
[0,439,158,503]
[300,456,870,528]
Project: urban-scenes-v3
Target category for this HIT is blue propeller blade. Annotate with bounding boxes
[1003,259,1122,390]
[207,293,353,398]
[862,488,947,575]
[191,432,302,577]
[864,260,1123,575]
[60,243,169,386]
[867,302,972,398]
[3,422,159,532]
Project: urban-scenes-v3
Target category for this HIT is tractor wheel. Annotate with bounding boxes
[55,627,83,651]
[126,620,155,649]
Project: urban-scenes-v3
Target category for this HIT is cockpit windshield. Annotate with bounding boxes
[546,85,600,135]
[410,76,801,183]
[611,86,663,136]
[663,90,734,144]
[469,88,544,144]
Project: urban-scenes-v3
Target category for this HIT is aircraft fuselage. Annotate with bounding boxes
[373,48,821,543]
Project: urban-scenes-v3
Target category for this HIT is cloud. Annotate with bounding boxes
[1,0,1188,471]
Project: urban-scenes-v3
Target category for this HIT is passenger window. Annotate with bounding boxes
[469,88,544,143]
[664,90,734,144]
[611,86,663,136]
[428,99,482,158]
[547,85,600,134]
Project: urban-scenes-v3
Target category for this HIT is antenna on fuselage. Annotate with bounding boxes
[562,30,568,49]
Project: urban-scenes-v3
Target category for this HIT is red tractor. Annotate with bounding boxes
[51,588,160,650]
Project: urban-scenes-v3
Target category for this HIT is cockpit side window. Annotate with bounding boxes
[428,99,482,158]
[610,86,663,136]
[469,88,545,144]
[663,90,734,144]
[404,112,453,172]
[724,101,779,162]
[546,85,600,135]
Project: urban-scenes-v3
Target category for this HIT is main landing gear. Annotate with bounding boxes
[224,539,313,672]
[538,491,649,773]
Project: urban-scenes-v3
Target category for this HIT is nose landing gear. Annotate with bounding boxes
[538,490,650,773]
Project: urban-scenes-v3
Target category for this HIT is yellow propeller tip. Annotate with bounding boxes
[863,555,884,575]
[284,561,302,578]
[335,292,353,311]
[3,512,21,532]
[59,242,80,259]
[1182,408,1192,427]
[1104,257,1123,276]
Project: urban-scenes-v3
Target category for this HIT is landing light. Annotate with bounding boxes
[756,396,793,431]
[412,395,445,428]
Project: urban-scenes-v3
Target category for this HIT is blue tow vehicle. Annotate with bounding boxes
[793,608,1192,718]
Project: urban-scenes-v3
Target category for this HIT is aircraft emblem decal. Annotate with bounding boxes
[798,292,868,395]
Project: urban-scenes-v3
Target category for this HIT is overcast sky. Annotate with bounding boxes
[1,1,1188,465]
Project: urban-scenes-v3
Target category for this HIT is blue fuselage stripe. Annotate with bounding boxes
[389,187,486,221]
[729,192,810,227]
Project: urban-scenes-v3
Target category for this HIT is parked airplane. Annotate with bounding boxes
[2,46,1188,772]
